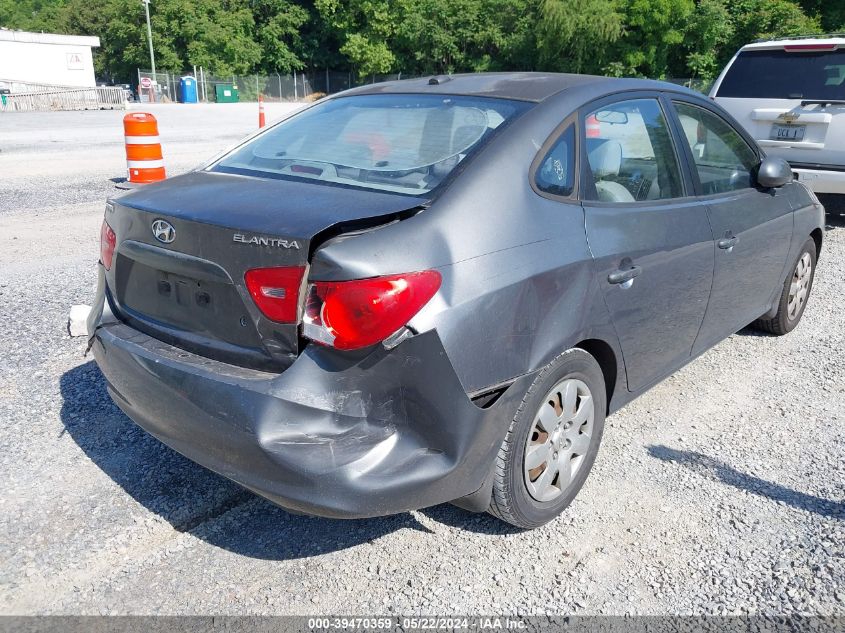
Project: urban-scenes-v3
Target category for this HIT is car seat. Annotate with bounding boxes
[587,138,635,203]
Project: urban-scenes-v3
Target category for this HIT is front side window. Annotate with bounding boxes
[212,94,530,195]
[673,102,759,194]
[535,124,575,197]
[583,98,684,203]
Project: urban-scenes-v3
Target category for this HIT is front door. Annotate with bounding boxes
[668,100,794,353]
[581,96,715,392]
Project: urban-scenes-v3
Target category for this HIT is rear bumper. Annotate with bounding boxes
[792,166,845,195]
[90,316,528,519]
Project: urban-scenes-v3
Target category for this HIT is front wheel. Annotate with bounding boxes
[488,348,606,529]
[753,237,817,335]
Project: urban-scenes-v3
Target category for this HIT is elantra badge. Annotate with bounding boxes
[233,233,300,249]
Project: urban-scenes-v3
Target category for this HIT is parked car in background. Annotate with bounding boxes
[89,74,825,529]
[711,35,845,210]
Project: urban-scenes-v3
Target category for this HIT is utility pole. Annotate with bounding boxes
[142,0,156,76]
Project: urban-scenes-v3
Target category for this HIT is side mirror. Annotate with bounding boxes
[757,156,793,188]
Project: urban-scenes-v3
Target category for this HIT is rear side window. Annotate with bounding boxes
[582,98,684,203]
[716,48,845,100]
[673,102,759,194]
[212,94,530,195]
[535,124,575,197]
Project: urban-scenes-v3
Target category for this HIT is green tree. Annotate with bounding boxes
[0,0,68,32]
[604,0,694,78]
[315,0,398,77]
[0,0,829,85]
[727,0,821,51]
[681,0,734,80]
[536,0,624,74]
[392,0,536,75]
[151,0,263,75]
[57,0,181,80]
[797,0,845,32]
[252,0,309,72]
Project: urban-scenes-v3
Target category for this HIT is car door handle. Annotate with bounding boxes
[608,265,642,285]
[717,235,739,250]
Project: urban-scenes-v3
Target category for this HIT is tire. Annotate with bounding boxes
[753,237,817,336]
[488,348,606,529]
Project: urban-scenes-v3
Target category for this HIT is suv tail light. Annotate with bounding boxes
[244,266,305,323]
[302,271,441,350]
[784,43,838,52]
[100,219,116,270]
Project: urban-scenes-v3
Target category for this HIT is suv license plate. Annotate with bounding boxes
[770,124,806,141]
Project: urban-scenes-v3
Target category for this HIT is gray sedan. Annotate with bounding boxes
[89,73,824,529]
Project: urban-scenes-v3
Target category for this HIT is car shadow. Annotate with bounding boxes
[59,361,433,559]
[419,504,524,535]
[59,361,513,560]
[734,325,776,338]
[647,445,844,520]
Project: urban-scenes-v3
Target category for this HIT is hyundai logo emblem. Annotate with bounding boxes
[151,219,175,244]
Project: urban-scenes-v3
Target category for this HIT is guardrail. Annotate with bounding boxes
[1,86,127,112]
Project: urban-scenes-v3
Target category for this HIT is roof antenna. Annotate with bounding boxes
[428,76,450,85]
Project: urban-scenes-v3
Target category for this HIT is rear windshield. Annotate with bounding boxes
[212,94,530,195]
[716,48,845,99]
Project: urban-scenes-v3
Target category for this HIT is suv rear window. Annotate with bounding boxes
[716,48,845,99]
[213,94,530,195]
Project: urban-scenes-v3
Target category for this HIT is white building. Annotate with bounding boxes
[0,29,100,88]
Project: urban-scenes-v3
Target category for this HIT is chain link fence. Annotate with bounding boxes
[135,69,412,103]
[663,78,714,94]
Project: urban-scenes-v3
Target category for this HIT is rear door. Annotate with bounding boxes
[581,94,715,392]
[712,43,845,186]
[668,99,794,353]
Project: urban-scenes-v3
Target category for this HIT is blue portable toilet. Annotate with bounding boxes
[179,76,198,103]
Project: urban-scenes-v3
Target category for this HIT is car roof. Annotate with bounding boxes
[742,34,845,51]
[340,72,696,103]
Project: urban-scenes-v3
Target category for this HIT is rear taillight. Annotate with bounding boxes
[302,271,441,350]
[100,220,116,270]
[244,266,305,323]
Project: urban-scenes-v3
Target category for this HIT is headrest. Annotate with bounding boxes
[587,138,623,178]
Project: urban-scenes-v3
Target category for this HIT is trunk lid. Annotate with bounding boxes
[106,170,426,370]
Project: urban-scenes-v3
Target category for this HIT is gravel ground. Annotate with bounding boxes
[0,106,843,616]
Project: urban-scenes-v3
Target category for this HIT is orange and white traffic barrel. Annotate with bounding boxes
[123,112,166,184]
[258,94,266,128]
[585,114,601,138]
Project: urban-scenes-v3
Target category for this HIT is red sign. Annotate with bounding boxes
[140,77,152,89]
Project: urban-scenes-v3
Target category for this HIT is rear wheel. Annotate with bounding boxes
[488,349,606,529]
[753,237,817,335]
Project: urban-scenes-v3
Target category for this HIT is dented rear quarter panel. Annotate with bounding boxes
[309,85,626,401]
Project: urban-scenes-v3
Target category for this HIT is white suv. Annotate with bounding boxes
[711,35,844,206]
